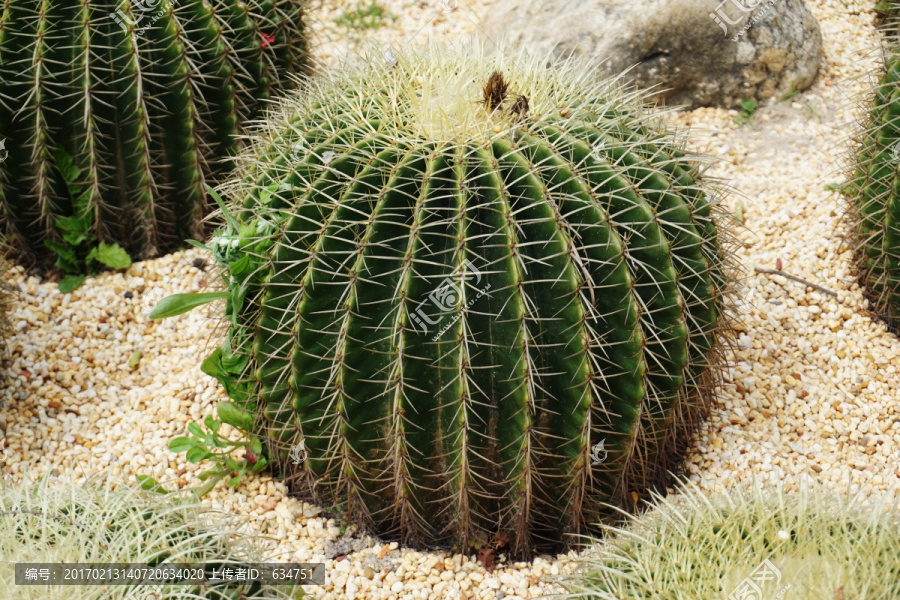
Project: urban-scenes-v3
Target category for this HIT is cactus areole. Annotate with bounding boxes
[204,46,733,557]
[0,0,309,267]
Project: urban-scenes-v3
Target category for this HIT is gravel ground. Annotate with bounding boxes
[2,1,900,599]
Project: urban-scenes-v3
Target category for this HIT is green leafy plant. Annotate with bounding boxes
[42,149,131,291]
[562,482,900,599]
[846,5,900,332]
[0,0,311,274]
[156,45,735,558]
[335,0,394,30]
[734,98,758,125]
[0,475,302,599]
[150,291,230,319]
[142,402,269,498]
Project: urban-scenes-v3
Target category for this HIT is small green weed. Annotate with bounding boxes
[45,147,131,292]
[779,84,801,102]
[734,99,757,126]
[336,0,394,30]
[140,401,269,498]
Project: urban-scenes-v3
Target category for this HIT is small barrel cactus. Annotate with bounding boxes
[563,483,900,599]
[0,476,302,599]
[200,46,734,557]
[0,0,310,269]
[848,11,900,332]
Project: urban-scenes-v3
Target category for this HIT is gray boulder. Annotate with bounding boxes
[478,0,823,109]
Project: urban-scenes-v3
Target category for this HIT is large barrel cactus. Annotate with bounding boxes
[200,46,734,557]
[848,6,900,332]
[0,0,309,268]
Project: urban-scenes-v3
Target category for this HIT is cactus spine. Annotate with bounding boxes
[202,46,734,557]
[0,0,309,268]
[848,4,900,332]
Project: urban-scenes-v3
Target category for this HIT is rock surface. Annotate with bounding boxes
[479,0,824,109]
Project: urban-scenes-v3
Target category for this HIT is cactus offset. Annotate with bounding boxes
[0,0,310,269]
[201,46,735,557]
[848,7,900,332]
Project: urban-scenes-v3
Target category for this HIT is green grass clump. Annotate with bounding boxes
[563,483,900,599]
[0,475,303,599]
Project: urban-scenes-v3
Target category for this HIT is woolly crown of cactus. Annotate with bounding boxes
[563,482,900,600]
[201,43,736,557]
[0,0,309,269]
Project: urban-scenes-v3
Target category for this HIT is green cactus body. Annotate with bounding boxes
[0,0,309,266]
[850,26,900,332]
[204,47,733,557]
